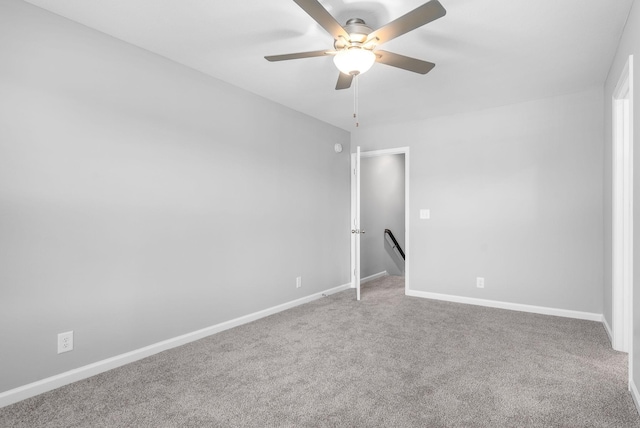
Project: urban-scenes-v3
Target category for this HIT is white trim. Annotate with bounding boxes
[405,149,410,297]
[361,271,388,284]
[603,315,614,344]
[629,53,635,392]
[406,290,602,322]
[611,55,635,392]
[356,147,362,300]
[350,152,356,289]
[631,380,640,415]
[612,55,634,354]
[360,147,408,158]
[356,146,361,300]
[0,282,351,409]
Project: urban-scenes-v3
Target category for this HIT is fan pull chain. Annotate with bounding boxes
[353,74,359,128]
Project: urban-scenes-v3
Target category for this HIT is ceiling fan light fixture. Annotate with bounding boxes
[333,47,376,76]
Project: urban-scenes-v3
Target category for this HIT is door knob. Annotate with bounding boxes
[361,229,366,234]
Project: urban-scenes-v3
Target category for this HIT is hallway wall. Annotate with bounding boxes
[353,87,604,315]
[360,154,405,278]
[0,0,350,394]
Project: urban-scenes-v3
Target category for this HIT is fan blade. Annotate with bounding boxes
[265,50,334,61]
[294,0,350,41]
[375,50,435,74]
[336,72,353,90]
[367,0,446,46]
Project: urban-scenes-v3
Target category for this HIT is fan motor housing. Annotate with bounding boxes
[334,18,373,49]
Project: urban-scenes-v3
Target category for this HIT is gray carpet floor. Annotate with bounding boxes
[2,275,639,427]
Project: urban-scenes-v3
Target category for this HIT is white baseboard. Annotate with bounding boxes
[631,379,640,416]
[603,315,614,345]
[361,271,388,284]
[406,289,603,322]
[0,282,351,409]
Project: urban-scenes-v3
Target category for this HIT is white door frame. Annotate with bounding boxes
[351,147,410,295]
[612,55,634,382]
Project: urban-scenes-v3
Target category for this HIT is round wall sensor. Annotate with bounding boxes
[334,143,343,153]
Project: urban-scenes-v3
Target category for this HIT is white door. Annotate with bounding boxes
[351,146,362,300]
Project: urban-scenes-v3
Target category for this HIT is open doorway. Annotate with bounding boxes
[351,147,410,300]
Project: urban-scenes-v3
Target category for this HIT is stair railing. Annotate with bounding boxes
[384,229,405,261]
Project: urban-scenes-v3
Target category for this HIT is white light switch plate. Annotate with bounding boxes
[420,209,430,220]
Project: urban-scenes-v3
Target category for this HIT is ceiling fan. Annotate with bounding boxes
[265,0,446,90]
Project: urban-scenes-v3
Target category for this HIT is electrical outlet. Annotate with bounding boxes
[58,331,74,354]
[296,276,302,288]
[476,277,485,289]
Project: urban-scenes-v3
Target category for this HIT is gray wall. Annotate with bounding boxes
[360,154,405,278]
[603,0,640,393]
[353,87,604,314]
[0,0,350,393]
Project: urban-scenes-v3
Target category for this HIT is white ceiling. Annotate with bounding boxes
[23,0,634,131]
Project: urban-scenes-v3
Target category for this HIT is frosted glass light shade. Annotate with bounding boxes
[333,48,375,76]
